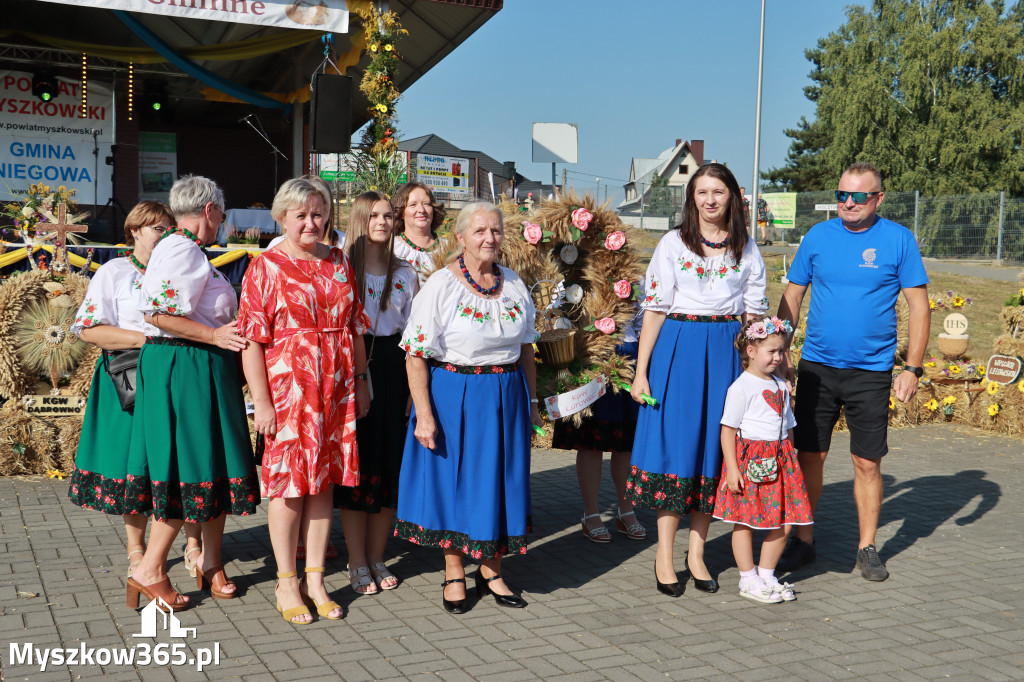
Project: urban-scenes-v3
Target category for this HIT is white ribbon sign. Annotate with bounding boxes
[544,374,606,420]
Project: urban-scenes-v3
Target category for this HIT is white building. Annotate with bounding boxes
[618,139,706,231]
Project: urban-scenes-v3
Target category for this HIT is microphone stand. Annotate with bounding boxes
[239,114,288,201]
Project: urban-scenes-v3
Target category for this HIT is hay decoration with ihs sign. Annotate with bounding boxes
[0,261,98,475]
[425,192,645,425]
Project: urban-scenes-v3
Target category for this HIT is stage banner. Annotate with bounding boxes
[34,0,349,33]
[139,132,177,203]
[763,192,797,229]
[0,70,114,205]
[410,153,471,199]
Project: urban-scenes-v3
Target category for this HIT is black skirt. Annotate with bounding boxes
[335,334,409,512]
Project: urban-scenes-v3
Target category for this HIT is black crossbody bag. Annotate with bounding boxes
[102,349,141,413]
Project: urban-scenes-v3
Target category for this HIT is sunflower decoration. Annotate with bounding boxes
[924,399,939,412]
[986,380,1000,396]
[988,403,1001,417]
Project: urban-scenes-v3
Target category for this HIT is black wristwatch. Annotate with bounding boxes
[355,372,369,381]
[903,365,923,378]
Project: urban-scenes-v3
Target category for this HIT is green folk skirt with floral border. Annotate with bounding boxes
[124,340,260,522]
[68,357,140,515]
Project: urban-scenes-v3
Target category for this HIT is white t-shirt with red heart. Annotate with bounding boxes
[720,371,796,442]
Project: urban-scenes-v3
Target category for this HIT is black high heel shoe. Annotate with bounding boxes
[475,571,527,608]
[686,555,719,593]
[441,577,468,614]
[655,562,684,598]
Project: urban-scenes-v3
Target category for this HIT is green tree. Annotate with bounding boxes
[764,0,1024,194]
[646,175,674,216]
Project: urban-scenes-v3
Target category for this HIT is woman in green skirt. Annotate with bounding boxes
[69,201,206,579]
[125,175,259,612]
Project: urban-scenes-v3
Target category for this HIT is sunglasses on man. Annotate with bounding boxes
[835,190,881,204]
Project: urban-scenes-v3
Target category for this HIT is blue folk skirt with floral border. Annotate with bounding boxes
[68,357,140,515]
[394,363,531,560]
[625,317,742,514]
[123,339,261,522]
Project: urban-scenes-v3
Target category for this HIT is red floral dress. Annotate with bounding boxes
[238,247,371,498]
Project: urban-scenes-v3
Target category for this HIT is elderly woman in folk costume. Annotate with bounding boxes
[392,182,446,283]
[629,163,767,599]
[239,178,371,625]
[334,191,419,594]
[126,175,259,612]
[68,201,200,581]
[394,201,542,614]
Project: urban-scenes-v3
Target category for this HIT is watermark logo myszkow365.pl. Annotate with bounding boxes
[8,597,220,672]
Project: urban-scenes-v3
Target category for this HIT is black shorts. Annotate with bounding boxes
[793,359,891,459]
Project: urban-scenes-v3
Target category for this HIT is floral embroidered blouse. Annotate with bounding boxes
[71,258,155,336]
[363,261,419,336]
[400,266,540,366]
[393,234,437,285]
[140,234,237,334]
[643,230,768,316]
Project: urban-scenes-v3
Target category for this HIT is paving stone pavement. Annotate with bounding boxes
[1,424,1022,681]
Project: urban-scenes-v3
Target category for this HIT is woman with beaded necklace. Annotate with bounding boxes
[628,163,767,599]
[392,182,445,283]
[126,175,260,612]
[394,201,542,614]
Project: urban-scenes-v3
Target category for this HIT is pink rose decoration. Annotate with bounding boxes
[522,221,542,244]
[594,317,616,335]
[604,230,626,251]
[613,279,632,299]
[571,207,594,230]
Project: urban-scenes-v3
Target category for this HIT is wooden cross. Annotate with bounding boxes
[34,203,88,252]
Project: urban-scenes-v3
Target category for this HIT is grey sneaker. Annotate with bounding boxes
[777,537,816,572]
[855,545,889,581]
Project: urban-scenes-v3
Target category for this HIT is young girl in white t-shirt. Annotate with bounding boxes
[713,316,813,603]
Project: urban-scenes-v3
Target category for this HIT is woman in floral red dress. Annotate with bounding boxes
[239,178,371,625]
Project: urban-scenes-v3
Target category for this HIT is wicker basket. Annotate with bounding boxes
[538,329,575,369]
[937,333,969,358]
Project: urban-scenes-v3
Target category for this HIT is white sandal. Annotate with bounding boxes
[348,565,379,595]
[764,578,797,601]
[580,513,611,544]
[615,509,647,540]
[739,579,783,604]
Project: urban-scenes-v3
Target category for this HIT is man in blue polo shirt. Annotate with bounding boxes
[776,161,930,581]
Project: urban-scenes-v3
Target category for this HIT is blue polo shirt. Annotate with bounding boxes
[786,216,928,371]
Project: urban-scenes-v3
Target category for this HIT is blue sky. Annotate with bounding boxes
[396,0,855,205]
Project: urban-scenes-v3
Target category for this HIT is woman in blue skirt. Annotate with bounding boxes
[395,201,542,613]
[628,163,767,598]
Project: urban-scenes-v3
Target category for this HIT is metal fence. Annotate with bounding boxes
[787,190,1024,264]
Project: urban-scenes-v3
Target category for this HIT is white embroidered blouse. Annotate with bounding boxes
[642,230,768,316]
[139,234,238,335]
[71,258,155,335]
[362,261,419,336]
[392,234,437,284]
[399,266,540,366]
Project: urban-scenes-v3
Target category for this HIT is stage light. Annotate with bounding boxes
[32,73,58,102]
[144,80,166,112]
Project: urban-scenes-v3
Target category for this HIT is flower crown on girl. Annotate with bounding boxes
[744,316,793,340]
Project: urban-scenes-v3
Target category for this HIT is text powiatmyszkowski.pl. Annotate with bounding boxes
[8,641,221,672]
